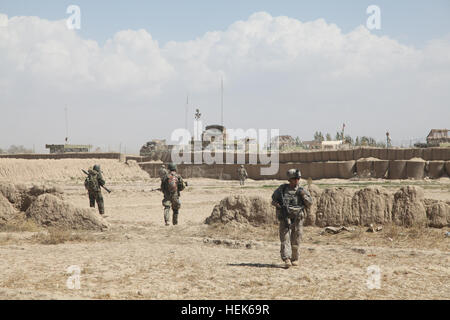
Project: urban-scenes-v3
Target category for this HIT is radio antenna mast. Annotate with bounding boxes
[221,77,223,126]
[185,94,189,131]
[65,106,69,143]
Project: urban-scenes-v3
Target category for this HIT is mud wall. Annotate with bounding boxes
[140,158,449,181]
[0,153,121,160]
[128,147,450,165]
[3,149,449,180]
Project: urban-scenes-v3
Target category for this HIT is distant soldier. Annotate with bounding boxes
[237,165,248,186]
[84,164,106,215]
[161,163,186,226]
[159,164,168,181]
[271,169,312,269]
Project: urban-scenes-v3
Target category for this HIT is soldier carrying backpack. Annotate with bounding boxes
[84,164,106,215]
[160,163,186,226]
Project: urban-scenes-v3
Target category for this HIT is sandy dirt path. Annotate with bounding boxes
[0,178,449,299]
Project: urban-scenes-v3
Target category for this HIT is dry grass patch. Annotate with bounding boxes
[0,233,14,245]
[93,293,112,300]
[31,228,96,245]
[322,224,448,250]
[199,222,278,242]
[0,217,40,233]
[1,271,28,289]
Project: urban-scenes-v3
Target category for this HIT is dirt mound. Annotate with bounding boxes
[0,183,23,206]
[392,186,427,227]
[1,183,108,231]
[304,184,322,225]
[26,194,109,231]
[315,188,355,227]
[352,187,393,226]
[424,199,450,228]
[0,194,19,224]
[205,195,276,226]
[0,158,150,183]
[28,184,64,197]
[0,182,63,212]
[207,185,449,229]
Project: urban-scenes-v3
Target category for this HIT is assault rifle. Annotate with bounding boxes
[279,187,291,229]
[150,180,188,193]
[82,169,112,193]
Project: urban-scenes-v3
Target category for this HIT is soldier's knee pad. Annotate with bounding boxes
[172,199,181,210]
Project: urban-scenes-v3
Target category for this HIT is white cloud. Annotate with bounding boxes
[0,12,449,152]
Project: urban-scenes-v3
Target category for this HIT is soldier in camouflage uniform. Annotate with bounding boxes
[272,169,312,268]
[161,163,186,226]
[159,164,168,181]
[84,164,106,215]
[237,165,248,186]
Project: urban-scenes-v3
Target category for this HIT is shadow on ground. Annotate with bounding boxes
[227,263,285,269]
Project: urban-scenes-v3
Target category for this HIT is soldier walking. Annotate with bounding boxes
[271,169,312,268]
[84,164,106,215]
[161,163,186,226]
[237,165,248,186]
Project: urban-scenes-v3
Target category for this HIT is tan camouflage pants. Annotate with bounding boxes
[89,190,104,215]
[162,193,181,225]
[278,211,304,262]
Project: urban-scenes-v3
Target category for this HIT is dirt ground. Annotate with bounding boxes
[0,175,449,300]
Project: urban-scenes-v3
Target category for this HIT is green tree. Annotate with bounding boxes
[326,133,332,141]
[314,131,324,142]
[7,145,33,154]
[344,135,353,145]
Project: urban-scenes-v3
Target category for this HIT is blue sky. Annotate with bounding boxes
[1,0,449,47]
[1,1,449,152]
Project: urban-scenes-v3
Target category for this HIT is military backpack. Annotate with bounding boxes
[166,173,179,193]
[85,170,100,191]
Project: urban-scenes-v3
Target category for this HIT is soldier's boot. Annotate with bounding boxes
[283,259,292,269]
[291,245,299,266]
[172,210,179,225]
[89,196,95,208]
[164,207,171,226]
[97,200,105,215]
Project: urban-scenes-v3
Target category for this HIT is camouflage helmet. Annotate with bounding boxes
[240,165,244,168]
[93,164,101,172]
[168,163,177,171]
[287,169,301,180]
[161,164,165,168]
